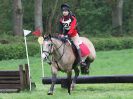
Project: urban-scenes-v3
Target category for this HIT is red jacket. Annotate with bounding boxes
[59,15,78,37]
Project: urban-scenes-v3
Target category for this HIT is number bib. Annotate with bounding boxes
[62,18,72,30]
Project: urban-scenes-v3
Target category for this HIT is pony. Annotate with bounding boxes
[42,34,96,95]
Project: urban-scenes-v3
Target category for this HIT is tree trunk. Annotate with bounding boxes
[48,0,58,34]
[34,0,43,33]
[112,0,123,36]
[12,0,23,36]
[76,0,81,7]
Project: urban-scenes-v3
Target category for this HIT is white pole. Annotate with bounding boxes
[24,36,32,91]
[40,44,44,77]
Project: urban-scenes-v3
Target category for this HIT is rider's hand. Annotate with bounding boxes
[64,35,68,39]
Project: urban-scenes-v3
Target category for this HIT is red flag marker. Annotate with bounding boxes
[32,28,41,37]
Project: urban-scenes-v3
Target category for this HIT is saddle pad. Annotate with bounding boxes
[80,43,90,57]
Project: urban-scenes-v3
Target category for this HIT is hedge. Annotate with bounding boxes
[91,37,133,51]
[0,37,133,60]
[0,43,39,60]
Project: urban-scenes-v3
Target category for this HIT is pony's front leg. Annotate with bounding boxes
[71,67,79,90]
[67,71,72,95]
[47,66,58,95]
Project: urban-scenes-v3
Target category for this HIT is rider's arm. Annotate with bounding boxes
[68,16,77,35]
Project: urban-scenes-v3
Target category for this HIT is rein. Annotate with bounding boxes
[51,38,66,62]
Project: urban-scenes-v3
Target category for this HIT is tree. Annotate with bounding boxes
[47,0,59,34]
[34,0,43,33]
[12,0,23,35]
[108,0,124,36]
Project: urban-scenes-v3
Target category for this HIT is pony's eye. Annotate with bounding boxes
[48,44,51,47]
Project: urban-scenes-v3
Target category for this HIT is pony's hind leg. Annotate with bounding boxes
[85,57,94,74]
[71,67,79,90]
[47,66,58,95]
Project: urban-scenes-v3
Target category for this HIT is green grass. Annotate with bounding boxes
[0,49,133,99]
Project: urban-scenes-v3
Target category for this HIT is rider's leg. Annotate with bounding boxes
[71,34,84,63]
[71,34,88,74]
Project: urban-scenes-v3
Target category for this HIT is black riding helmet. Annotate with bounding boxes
[61,3,70,12]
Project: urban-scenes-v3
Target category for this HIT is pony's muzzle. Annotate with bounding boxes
[42,53,48,60]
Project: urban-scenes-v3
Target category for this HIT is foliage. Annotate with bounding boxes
[0,0,133,36]
[92,37,133,51]
[0,0,13,35]
[75,0,112,35]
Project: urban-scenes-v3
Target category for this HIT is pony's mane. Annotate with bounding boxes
[51,35,60,39]
[44,34,69,43]
[51,34,67,42]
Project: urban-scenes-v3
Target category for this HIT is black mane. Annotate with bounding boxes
[44,34,68,43]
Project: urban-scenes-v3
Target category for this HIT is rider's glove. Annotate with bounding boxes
[64,35,68,39]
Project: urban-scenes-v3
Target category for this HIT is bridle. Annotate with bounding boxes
[43,37,66,64]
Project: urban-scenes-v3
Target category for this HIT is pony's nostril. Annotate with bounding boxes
[44,57,47,60]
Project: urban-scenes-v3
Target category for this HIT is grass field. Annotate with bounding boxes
[0,49,133,99]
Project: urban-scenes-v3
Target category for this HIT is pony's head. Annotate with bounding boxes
[42,34,54,60]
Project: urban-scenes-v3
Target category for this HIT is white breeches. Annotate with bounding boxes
[71,34,87,61]
[71,34,82,49]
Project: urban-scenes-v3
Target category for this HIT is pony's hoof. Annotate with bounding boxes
[68,92,71,95]
[71,84,75,91]
[47,91,53,95]
[70,87,74,91]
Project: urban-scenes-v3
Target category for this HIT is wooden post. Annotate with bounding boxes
[19,65,24,90]
[25,64,30,90]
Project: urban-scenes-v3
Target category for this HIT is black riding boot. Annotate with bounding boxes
[77,49,88,74]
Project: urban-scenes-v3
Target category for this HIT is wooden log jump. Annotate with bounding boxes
[42,75,133,85]
[0,64,30,92]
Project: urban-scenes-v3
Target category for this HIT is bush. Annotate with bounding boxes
[91,37,133,51]
[0,43,39,60]
[1,37,133,60]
